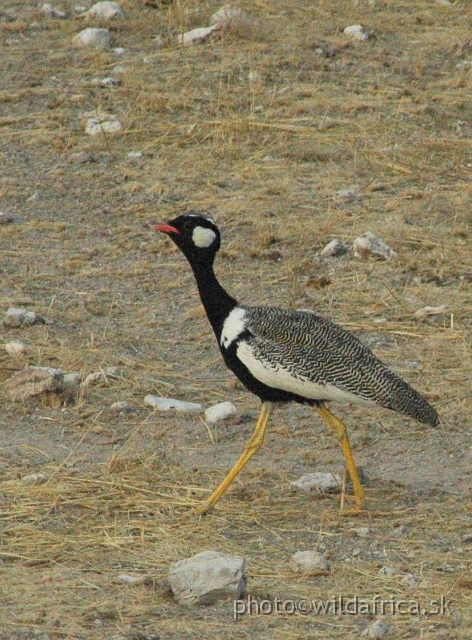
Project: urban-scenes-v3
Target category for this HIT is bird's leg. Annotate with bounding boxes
[314,403,365,509]
[197,401,273,514]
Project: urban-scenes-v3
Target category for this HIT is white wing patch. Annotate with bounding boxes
[192,225,216,248]
[221,307,247,349]
[236,341,373,405]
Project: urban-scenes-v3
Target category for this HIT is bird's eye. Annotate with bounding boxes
[183,220,193,231]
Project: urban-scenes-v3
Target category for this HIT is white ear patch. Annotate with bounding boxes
[192,225,216,248]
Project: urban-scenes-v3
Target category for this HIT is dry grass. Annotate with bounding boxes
[0,0,471,638]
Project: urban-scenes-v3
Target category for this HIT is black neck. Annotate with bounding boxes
[188,260,238,340]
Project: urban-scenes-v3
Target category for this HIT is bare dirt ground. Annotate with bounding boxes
[0,1,471,638]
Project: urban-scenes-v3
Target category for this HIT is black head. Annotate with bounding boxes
[154,212,221,265]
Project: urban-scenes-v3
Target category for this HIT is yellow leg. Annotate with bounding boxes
[197,401,273,514]
[314,403,365,509]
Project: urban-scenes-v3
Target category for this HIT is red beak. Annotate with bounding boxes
[154,223,179,234]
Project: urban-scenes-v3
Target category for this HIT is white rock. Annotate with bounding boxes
[110,401,133,413]
[6,367,64,401]
[4,340,27,356]
[336,188,358,201]
[40,4,66,18]
[168,550,246,605]
[144,395,203,412]
[21,473,47,485]
[178,25,220,46]
[4,308,47,328]
[320,239,349,257]
[290,551,330,574]
[344,24,369,42]
[73,28,111,50]
[85,115,123,135]
[414,305,447,321]
[91,76,121,87]
[84,1,124,19]
[210,4,248,28]
[400,573,418,587]
[353,232,396,260]
[0,212,15,224]
[290,472,342,493]
[112,47,126,55]
[117,574,139,584]
[205,401,237,425]
[362,619,388,638]
[83,367,119,386]
[127,151,143,158]
[74,6,88,14]
[62,372,82,398]
[112,64,125,74]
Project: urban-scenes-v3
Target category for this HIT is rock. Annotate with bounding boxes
[168,550,246,605]
[21,473,47,485]
[4,308,47,328]
[40,3,66,18]
[353,526,371,537]
[85,114,123,135]
[336,188,359,202]
[67,151,96,164]
[112,47,126,56]
[320,239,349,257]
[90,76,121,87]
[205,401,237,425]
[6,367,64,401]
[344,25,369,42]
[0,212,15,224]
[353,232,396,261]
[73,28,111,50]
[178,25,221,46]
[74,5,88,14]
[62,372,82,398]
[84,1,124,19]
[83,367,119,386]
[290,551,330,575]
[362,619,388,638]
[290,472,342,494]
[117,574,139,584]
[400,573,418,587]
[378,565,395,577]
[4,340,27,357]
[110,400,133,414]
[414,305,447,323]
[210,4,248,28]
[144,395,203,412]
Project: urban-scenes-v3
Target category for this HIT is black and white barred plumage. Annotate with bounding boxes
[155,213,439,428]
[221,305,439,426]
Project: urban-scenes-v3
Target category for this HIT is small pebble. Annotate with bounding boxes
[353,526,371,537]
[144,395,203,412]
[205,401,237,425]
[0,212,15,224]
[40,3,66,18]
[117,574,139,584]
[110,401,133,414]
[320,239,349,257]
[168,550,246,606]
[378,565,395,577]
[344,24,369,42]
[290,472,342,493]
[400,573,418,587]
[353,232,396,261]
[21,473,46,485]
[290,550,330,575]
[362,619,388,638]
[179,25,220,46]
[84,1,124,20]
[73,28,111,50]
[85,115,123,136]
[4,340,27,356]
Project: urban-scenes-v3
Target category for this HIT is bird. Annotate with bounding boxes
[154,212,440,513]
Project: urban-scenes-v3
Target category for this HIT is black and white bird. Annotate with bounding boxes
[155,213,439,512]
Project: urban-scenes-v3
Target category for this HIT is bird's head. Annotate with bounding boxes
[154,212,221,265]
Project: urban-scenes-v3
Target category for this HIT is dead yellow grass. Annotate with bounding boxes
[0,0,471,638]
